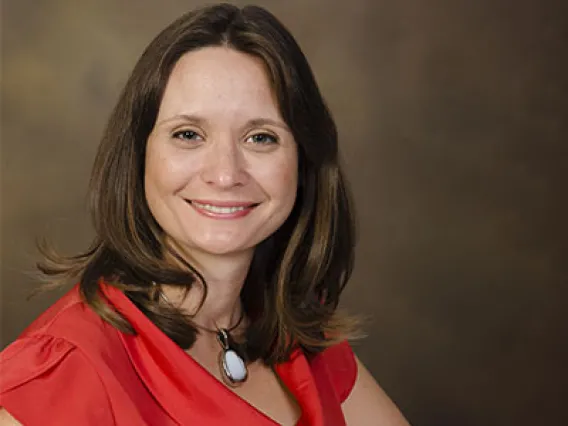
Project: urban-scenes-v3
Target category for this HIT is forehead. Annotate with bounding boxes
[158,46,280,119]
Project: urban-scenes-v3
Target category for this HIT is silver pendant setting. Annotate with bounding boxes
[217,329,248,387]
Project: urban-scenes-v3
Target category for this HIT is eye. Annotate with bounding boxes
[246,133,278,145]
[172,129,203,141]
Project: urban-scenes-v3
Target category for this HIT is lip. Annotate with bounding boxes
[187,199,259,219]
[190,199,259,208]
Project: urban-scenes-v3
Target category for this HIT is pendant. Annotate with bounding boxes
[217,329,248,387]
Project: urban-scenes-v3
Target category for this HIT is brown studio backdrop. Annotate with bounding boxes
[1,0,567,425]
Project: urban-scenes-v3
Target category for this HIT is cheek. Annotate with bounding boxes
[144,156,168,222]
[145,146,195,196]
[263,156,298,203]
[145,158,171,206]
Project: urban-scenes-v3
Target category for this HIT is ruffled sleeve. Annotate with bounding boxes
[0,334,114,425]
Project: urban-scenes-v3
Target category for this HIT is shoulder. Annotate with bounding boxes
[313,340,358,402]
[0,286,119,425]
[310,342,410,425]
[20,285,115,342]
[0,334,114,425]
[15,285,124,361]
[341,356,411,426]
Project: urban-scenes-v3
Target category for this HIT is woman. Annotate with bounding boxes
[0,4,409,425]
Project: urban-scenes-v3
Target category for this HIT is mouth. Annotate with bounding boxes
[187,199,260,219]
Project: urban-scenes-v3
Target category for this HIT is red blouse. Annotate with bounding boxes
[0,283,357,425]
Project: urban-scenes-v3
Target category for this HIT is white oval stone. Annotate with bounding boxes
[223,349,247,382]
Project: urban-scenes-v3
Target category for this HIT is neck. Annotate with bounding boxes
[161,247,253,331]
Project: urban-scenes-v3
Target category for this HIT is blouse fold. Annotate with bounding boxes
[0,283,357,425]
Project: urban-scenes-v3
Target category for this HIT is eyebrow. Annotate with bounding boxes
[156,114,291,133]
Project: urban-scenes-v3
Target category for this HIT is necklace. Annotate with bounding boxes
[153,283,248,387]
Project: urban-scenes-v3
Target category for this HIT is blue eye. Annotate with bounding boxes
[247,133,278,144]
[173,130,202,141]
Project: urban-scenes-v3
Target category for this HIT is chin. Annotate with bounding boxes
[188,240,255,257]
[201,246,243,256]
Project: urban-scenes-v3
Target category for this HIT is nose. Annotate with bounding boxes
[200,137,249,189]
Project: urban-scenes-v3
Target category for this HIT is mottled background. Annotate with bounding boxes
[1,0,567,424]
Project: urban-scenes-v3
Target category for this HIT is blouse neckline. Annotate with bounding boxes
[100,283,325,426]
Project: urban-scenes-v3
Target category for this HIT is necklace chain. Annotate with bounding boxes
[152,281,248,386]
[154,283,245,334]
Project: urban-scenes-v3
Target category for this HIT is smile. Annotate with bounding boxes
[193,202,246,213]
[188,200,258,219]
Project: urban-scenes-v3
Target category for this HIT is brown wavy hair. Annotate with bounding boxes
[38,3,359,364]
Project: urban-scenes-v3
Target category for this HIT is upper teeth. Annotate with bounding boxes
[192,202,247,214]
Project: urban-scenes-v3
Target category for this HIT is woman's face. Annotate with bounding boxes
[145,47,298,261]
